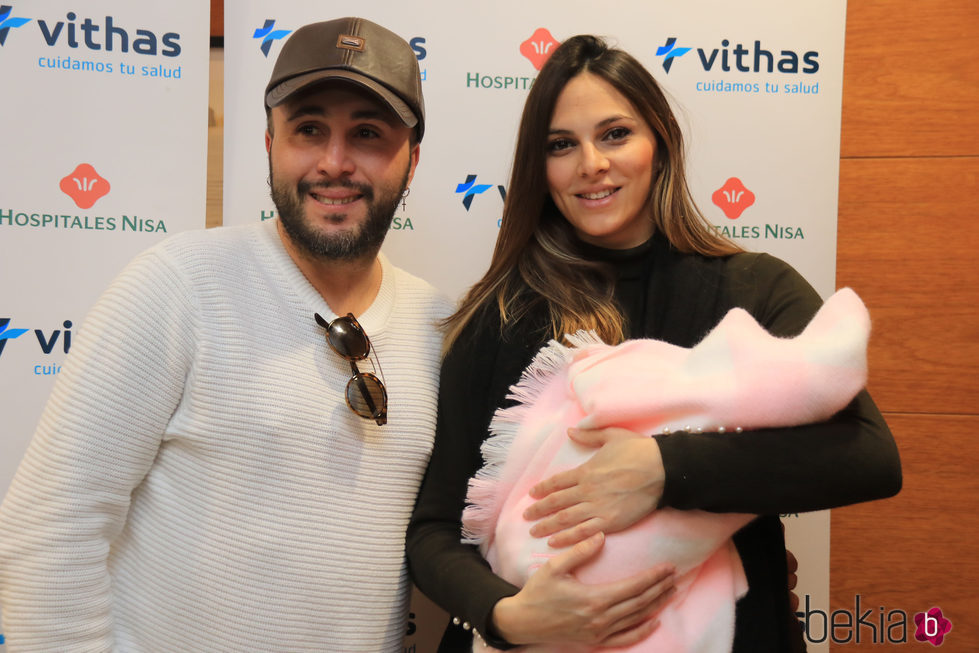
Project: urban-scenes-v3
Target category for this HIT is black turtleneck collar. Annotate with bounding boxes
[575,235,657,338]
[576,236,655,281]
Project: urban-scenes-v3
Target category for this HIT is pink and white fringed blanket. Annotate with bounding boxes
[461,288,872,653]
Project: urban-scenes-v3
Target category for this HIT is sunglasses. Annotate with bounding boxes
[314,312,387,426]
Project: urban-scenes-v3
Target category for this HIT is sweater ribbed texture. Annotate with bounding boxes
[0,219,453,652]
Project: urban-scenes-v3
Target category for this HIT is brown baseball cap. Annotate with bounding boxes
[264,17,425,141]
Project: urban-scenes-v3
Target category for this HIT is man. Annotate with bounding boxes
[0,17,451,651]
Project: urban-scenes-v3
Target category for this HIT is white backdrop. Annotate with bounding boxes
[0,1,210,648]
[221,2,848,651]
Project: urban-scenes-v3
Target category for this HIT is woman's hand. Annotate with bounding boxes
[491,532,676,647]
[523,427,665,548]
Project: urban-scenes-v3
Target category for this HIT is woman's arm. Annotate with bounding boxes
[407,320,518,644]
[657,254,901,514]
[407,311,521,646]
[407,310,675,649]
[523,253,900,540]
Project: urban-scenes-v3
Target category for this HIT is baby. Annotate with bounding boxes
[462,288,870,653]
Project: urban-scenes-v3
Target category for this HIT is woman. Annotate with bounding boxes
[407,35,901,652]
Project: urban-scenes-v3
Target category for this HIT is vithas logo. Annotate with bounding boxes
[0,318,29,358]
[0,318,73,360]
[60,163,110,209]
[0,4,30,46]
[656,38,691,73]
[455,174,506,211]
[1,8,180,56]
[253,19,291,57]
[655,36,819,75]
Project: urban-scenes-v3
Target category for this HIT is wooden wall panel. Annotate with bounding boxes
[837,157,979,414]
[833,1,978,650]
[206,126,223,229]
[840,0,979,158]
[210,0,223,38]
[830,415,979,649]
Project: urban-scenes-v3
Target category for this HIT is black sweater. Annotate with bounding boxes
[407,235,901,652]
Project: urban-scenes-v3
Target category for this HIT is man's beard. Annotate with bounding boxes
[270,164,408,261]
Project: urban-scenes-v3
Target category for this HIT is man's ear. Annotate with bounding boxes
[265,130,272,153]
[406,143,421,187]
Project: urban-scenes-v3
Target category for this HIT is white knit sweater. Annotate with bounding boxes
[0,219,453,652]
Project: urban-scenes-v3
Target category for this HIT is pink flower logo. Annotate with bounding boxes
[520,28,559,71]
[711,177,755,220]
[914,607,953,646]
[60,163,111,209]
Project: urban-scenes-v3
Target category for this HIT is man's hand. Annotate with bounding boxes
[522,427,665,548]
[786,548,800,612]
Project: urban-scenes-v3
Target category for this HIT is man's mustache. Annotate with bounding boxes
[298,179,374,200]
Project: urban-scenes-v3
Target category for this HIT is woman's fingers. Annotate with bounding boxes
[598,568,677,643]
[546,531,605,575]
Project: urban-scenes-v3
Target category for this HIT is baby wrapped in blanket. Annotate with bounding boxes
[461,288,871,653]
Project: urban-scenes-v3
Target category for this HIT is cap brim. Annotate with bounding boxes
[265,69,418,129]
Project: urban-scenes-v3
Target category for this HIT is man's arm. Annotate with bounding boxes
[0,249,195,650]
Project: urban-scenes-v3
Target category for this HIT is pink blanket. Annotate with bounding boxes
[461,288,871,652]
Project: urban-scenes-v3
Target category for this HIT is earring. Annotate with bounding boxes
[401,187,410,212]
